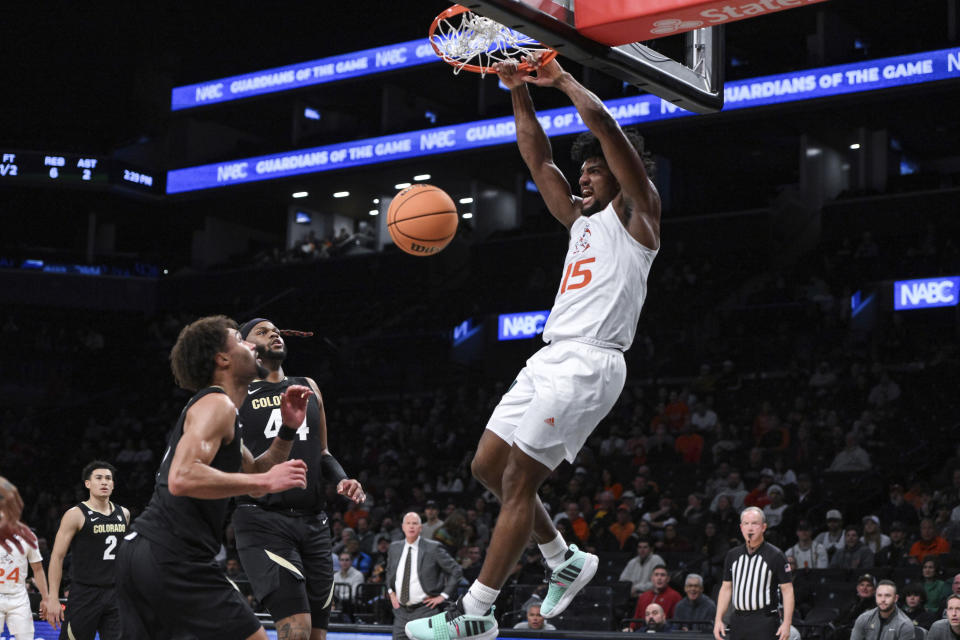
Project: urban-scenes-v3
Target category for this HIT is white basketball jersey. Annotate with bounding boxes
[0,537,40,594]
[542,201,657,350]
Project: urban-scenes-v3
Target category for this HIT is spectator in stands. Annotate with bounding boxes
[882,483,920,529]
[710,471,747,512]
[632,602,674,633]
[830,525,875,570]
[673,573,715,632]
[835,574,878,633]
[421,501,444,541]
[910,518,951,564]
[225,556,247,582]
[690,401,717,433]
[694,521,729,589]
[787,520,828,569]
[674,426,704,464]
[609,504,638,552]
[900,582,936,629]
[345,538,373,576]
[828,432,872,471]
[333,526,357,555]
[513,597,556,630]
[868,371,902,409]
[461,545,484,583]
[792,472,821,524]
[682,493,709,527]
[763,484,793,534]
[850,580,915,640]
[602,468,624,499]
[921,558,951,613]
[555,501,589,544]
[371,535,392,571]
[743,469,775,509]
[658,524,691,553]
[356,517,377,554]
[432,510,466,557]
[620,538,666,598]
[664,390,690,432]
[712,495,740,541]
[928,594,960,640]
[861,515,891,554]
[952,573,960,599]
[630,565,682,630]
[622,473,660,515]
[876,521,912,568]
[815,509,846,558]
[643,496,679,532]
[334,552,365,604]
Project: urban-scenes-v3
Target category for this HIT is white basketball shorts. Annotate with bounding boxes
[485,339,626,469]
[0,589,34,639]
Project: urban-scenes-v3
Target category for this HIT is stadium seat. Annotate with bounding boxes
[813,582,856,610]
[891,566,922,585]
[802,606,840,625]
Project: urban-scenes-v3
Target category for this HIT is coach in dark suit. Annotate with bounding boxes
[387,511,463,639]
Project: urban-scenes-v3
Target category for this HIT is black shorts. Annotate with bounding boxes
[116,531,262,640]
[59,583,120,640]
[232,505,334,628]
[730,611,779,640]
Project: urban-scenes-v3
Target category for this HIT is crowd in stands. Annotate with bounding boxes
[2,191,957,637]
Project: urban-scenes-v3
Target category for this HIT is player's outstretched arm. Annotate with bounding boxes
[43,507,83,629]
[169,393,307,499]
[527,59,661,249]
[242,385,312,474]
[303,377,365,504]
[495,61,580,229]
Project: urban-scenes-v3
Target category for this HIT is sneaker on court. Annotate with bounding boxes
[540,544,599,618]
[404,598,497,640]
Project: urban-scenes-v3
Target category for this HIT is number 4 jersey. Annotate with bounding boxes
[70,501,127,586]
[239,376,326,513]
[542,201,658,351]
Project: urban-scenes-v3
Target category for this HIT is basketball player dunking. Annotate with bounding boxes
[43,461,129,640]
[115,315,310,640]
[233,318,364,640]
[407,58,660,640]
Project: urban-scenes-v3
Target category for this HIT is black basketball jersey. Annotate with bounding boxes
[239,376,326,512]
[69,501,127,586]
[133,387,242,560]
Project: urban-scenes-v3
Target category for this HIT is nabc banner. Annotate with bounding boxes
[498,310,551,341]
[171,40,435,110]
[894,276,959,310]
[166,47,960,193]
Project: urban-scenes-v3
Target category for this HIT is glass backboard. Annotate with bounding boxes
[459,0,725,113]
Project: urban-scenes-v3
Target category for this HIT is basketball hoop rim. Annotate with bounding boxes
[428,4,558,75]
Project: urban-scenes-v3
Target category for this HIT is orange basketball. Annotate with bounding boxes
[387,184,458,256]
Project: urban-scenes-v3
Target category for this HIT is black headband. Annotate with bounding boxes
[239,318,271,340]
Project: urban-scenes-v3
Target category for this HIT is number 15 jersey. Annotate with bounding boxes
[542,201,658,351]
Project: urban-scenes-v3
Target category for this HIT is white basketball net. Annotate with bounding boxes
[431,10,553,75]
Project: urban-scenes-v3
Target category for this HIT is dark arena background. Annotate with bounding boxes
[1,1,959,638]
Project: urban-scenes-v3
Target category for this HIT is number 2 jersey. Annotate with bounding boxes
[238,376,326,513]
[70,501,127,586]
[542,200,658,351]
[0,537,41,594]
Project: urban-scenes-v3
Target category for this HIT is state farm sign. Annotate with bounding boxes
[576,0,830,45]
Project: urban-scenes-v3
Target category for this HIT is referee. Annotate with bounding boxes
[714,506,794,640]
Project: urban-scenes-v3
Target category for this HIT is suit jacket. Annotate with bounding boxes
[386,537,463,601]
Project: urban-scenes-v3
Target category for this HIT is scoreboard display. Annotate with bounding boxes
[0,150,108,186]
[0,149,162,196]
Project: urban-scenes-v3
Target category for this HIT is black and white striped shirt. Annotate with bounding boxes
[723,542,792,612]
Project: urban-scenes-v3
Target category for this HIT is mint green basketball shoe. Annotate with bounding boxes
[540,544,599,618]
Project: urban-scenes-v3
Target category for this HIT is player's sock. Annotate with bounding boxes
[463,581,500,616]
[539,531,569,569]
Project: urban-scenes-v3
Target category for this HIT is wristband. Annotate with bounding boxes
[320,453,348,483]
[277,425,297,441]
